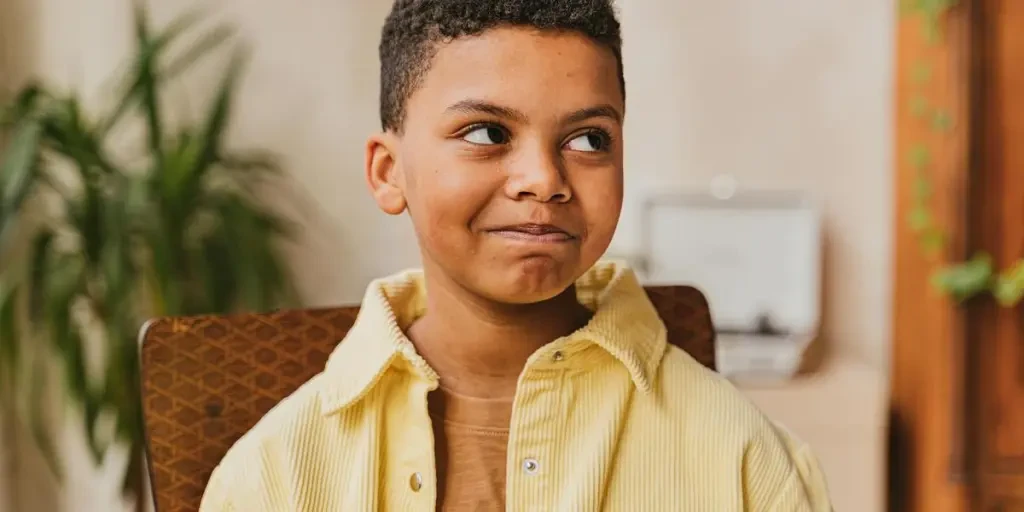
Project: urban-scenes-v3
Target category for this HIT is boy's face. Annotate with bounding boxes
[367,27,624,304]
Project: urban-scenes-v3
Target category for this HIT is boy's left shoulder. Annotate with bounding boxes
[644,345,800,471]
[652,344,806,452]
[652,344,776,430]
[641,345,832,509]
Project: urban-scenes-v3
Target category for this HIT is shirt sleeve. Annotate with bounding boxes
[771,421,834,512]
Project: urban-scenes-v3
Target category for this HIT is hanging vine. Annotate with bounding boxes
[901,0,1024,307]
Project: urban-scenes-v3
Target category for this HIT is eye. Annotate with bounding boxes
[565,131,611,153]
[462,125,509,145]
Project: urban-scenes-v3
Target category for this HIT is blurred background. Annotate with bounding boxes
[1,0,1021,511]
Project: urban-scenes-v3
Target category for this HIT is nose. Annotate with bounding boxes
[504,148,572,203]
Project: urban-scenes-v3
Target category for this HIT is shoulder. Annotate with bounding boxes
[654,345,774,432]
[652,346,830,508]
[654,346,788,452]
[201,373,332,510]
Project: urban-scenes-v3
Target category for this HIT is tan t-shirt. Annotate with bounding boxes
[429,385,514,511]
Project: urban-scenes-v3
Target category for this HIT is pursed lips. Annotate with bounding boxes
[486,223,576,243]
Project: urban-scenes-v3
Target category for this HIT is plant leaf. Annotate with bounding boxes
[0,281,20,387]
[205,193,292,312]
[55,314,91,426]
[198,234,237,313]
[40,95,117,177]
[159,49,248,244]
[908,206,932,232]
[161,24,238,80]
[131,0,151,49]
[0,84,43,127]
[28,357,63,480]
[0,118,43,243]
[932,252,994,301]
[921,228,946,256]
[993,259,1024,307]
[100,188,134,306]
[129,1,164,160]
[908,144,931,169]
[931,110,953,132]
[98,6,205,137]
[71,179,106,267]
[149,7,206,52]
[158,131,200,217]
[139,212,180,316]
[28,230,54,320]
[922,14,942,44]
[218,151,282,175]
[191,49,248,184]
[98,63,154,138]
[83,387,106,466]
[44,252,85,352]
[129,4,227,153]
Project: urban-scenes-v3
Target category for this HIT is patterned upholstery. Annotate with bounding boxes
[140,285,715,512]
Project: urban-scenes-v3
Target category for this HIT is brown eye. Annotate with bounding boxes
[565,131,610,152]
[463,125,509,145]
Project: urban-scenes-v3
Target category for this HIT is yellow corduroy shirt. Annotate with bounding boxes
[200,262,832,511]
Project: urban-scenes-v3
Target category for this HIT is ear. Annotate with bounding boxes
[365,132,407,215]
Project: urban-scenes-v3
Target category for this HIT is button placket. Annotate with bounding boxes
[397,376,437,508]
[505,364,564,509]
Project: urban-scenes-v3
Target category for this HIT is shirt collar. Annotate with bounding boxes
[318,261,667,415]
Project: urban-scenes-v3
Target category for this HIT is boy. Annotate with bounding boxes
[201,0,833,510]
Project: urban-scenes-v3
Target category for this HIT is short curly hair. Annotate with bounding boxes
[379,0,624,132]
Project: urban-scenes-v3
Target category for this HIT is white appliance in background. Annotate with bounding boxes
[634,189,822,383]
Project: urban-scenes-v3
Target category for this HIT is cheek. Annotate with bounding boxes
[587,198,621,245]
[404,157,495,243]
[575,169,623,237]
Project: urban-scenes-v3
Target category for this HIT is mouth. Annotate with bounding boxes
[485,223,577,243]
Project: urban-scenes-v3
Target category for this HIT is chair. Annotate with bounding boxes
[140,285,715,512]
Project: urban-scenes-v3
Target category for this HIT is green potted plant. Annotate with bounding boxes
[0,4,296,507]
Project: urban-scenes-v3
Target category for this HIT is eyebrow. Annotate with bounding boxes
[446,100,527,123]
[445,100,623,125]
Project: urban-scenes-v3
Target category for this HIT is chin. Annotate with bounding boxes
[476,258,580,305]
[489,286,569,305]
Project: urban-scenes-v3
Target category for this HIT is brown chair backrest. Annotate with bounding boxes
[140,285,715,512]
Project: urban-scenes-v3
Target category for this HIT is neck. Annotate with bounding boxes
[406,267,591,399]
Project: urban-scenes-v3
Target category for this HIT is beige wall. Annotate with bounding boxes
[1,0,893,510]
[616,0,894,367]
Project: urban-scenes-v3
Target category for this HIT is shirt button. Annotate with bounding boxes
[522,458,540,474]
[409,472,423,492]
[553,351,565,362]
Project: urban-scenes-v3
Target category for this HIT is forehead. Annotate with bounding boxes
[407,26,623,121]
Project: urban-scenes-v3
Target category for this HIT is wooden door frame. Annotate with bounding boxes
[970,0,1024,508]
[891,0,1024,510]
[890,0,976,510]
